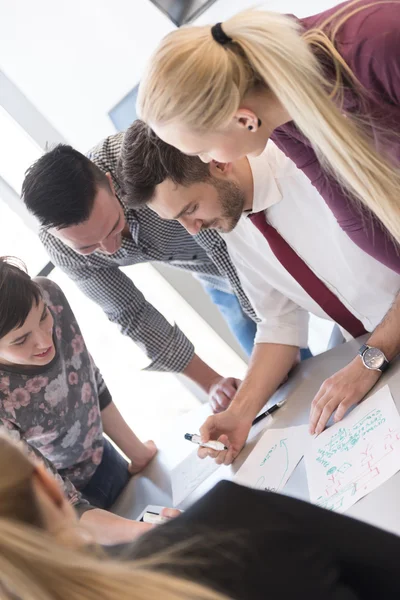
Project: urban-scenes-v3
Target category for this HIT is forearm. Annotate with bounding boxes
[183,353,221,394]
[52,258,196,373]
[229,342,299,420]
[80,508,151,545]
[366,292,400,359]
[101,401,147,463]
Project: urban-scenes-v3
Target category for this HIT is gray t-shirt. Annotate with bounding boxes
[0,277,112,511]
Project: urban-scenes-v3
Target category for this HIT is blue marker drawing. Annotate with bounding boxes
[307,387,400,514]
[260,443,278,467]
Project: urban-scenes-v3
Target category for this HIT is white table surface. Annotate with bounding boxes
[112,334,400,536]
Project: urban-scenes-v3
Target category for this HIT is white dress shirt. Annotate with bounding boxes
[223,143,400,348]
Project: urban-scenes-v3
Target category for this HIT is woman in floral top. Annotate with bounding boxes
[0,257,157,544]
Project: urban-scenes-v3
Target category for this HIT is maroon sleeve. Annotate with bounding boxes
[271,126,400,274]
[270,3,400,274]
[349,9,400,107]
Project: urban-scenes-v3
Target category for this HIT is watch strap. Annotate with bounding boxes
[358,344,389,372]
[380,357,390,372]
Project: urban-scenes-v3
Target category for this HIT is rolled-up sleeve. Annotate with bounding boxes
[40,232,195,373]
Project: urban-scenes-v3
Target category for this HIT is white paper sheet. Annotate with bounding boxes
[234,424,310,492]
[305,385,400,513]
[171,450,220,506]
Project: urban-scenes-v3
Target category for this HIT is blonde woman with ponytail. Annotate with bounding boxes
[139,0,400,271]
[139,0,400,437]
[0,433,225,600]
[2,432,400,600]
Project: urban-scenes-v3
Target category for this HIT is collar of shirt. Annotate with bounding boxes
[246,146,283,215]
[118,197,141,245]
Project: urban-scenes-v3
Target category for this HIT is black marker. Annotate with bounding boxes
[252,399,286,426]
[143,511,168,525]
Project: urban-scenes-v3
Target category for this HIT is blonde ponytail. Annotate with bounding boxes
[0,520,229,600]
[138,1,400,243]
[0,433,228,600]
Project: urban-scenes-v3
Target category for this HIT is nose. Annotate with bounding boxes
[179,217,203,235]
[100,235,121,255]
[198,153,212,164]
[35,329,52,350]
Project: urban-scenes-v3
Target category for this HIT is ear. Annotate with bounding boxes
[32,464,92,547]
[33,463,65,509]
[233,108,260,132]
[105,172,115,193]
[209,160,233,177]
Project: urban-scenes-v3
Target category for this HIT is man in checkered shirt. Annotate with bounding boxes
[22,132,257,412]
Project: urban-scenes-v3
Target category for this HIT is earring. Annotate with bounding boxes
[248,118,262,131]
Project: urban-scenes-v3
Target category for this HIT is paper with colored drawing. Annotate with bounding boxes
[171,450,220,506]
[305,385,400,513]
[234,425,310,492]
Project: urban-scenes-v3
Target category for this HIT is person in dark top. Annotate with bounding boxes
[2,430,400,600]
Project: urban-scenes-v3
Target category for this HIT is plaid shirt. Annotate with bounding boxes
[39,133,256,373]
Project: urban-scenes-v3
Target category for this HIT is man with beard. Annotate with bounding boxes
[22,134,260,415]
[119,120,400,464]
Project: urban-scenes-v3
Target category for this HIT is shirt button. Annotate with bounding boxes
[168,256,173,261]
[142,246,148,254]
[192,254,197,260]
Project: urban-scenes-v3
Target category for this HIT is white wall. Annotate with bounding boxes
[197,0,339,22]
[0,0,173,150]
[0,0,340,152]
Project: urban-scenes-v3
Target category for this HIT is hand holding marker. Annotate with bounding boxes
[184,433,227,451]
[184,400,286,454]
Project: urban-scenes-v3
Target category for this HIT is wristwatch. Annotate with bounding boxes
[358,344,389,372]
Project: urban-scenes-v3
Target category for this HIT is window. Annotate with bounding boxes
[109,85,139,131]
[150,0,218,26]
[0,105,49,274]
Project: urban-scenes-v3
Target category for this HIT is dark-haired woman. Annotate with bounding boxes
[0,257,162,544]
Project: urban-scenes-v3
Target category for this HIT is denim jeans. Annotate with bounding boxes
[204,286,257,357]
[80,437,130,510]
[203,286,312,361]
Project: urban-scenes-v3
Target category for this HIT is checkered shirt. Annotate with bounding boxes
[39,133,256,372]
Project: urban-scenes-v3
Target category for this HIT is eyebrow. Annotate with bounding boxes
[173,202,195,220]
[77,214,121,251]
[10,305,47,345]
[11,332,29,344]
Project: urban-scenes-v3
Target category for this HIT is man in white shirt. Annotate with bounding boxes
[118,121,400,464]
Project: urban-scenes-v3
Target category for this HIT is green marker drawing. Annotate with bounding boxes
[277,438,289,489]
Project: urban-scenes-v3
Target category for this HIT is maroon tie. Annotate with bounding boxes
[249,212,367,338]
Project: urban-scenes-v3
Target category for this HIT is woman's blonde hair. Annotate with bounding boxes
[138,0,400,243]
[0,434,228,600]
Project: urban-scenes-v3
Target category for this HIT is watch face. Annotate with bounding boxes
[363,347,385,370]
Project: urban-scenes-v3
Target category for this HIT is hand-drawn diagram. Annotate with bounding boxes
[305,386,400,513]
[234,425,309,492]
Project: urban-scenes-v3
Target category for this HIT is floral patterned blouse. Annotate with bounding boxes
[0,277,112,512]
